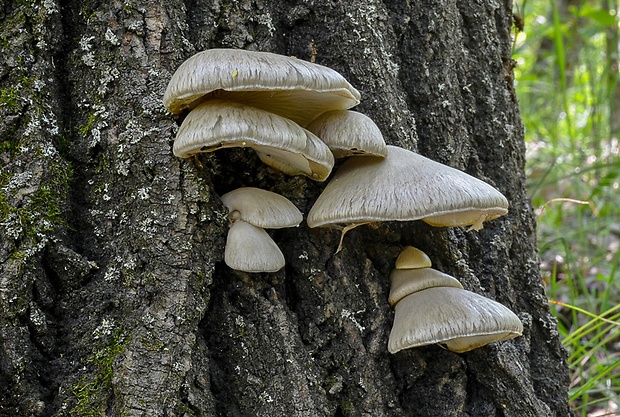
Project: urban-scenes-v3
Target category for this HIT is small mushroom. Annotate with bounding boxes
[306,110,388,158]
[220,187,302,273]
[225,220,285,273]
[307,145,509,249]
[221,187,303,229]
[388,267,463,307]
[173,99,334,180]
[394,246,432,270]
[388,286,524,354]
[163,49,361,126]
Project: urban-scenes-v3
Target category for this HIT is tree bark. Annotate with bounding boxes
[0,0,572,416]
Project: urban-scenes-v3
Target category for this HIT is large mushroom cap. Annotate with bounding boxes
[163,49,361,126]
[306,110,388,158]
[388,267,464,307]
[173,99,334,180]
[172,99,307,158]
[225,220,285,273]
[307,145,509,229]
[388,286,523,354]
[221,187,303,229]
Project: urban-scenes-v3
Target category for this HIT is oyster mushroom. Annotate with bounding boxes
[225,220,286,273]
[394,246,432,270]
[307,145,509,249]
[221,187,303,272]
[387,247,523,354]
[388,286,524,354]
[306,110,388,158]
[163,48,361,126]
[173,99,334,181]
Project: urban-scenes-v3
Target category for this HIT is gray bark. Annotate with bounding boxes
[0,0,572,416]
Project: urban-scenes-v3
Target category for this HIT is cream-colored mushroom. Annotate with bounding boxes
[220,187,302,273]
[173,99,334,180]
[163,49,361,126]
[394,246,432,270]
[387,247,523,354]
[221,187,303,229]
[307,145,509,249]
[388,267,464,307]
[388,286,523,354]
[306,110,388,158]
[224,220,285,273]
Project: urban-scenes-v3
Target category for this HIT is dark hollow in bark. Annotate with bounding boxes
[0,0,572,416]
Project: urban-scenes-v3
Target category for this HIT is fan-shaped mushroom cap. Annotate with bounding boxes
[394,246,432,270]
[221,187,303,229]
[388,267,463,306]
[163,49,361,126]
[306,110,388,158]
[254,129,335,182]
[307,145,509,230]
[172,99,307,158]
[388,286,523,354]
[225,220,285,273]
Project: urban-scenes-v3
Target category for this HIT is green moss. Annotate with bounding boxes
[0,86,20,111]
[78,113,98,137]
[69,329,130,417]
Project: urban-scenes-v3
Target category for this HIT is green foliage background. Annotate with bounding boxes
[513,0,620,414]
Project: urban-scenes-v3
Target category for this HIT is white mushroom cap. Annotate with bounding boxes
[221,187,303,229]
[173,99,334,180]
[172,99,307,158]
[254,128,335,182]
[394,246,432,270]
[306,110,388,158]
[225,220,285,273]
[388,267,463,307]
[388,286,523,354]
[307,145,509,229]
[163,49,361,126]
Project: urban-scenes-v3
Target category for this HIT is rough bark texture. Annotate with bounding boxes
[0,0,572,416]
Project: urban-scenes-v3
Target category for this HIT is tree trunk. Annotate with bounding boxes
[0,0,572,416]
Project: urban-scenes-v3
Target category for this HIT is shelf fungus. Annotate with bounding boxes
[388,247,523,354]
[307,145,509,249]
[221,187,303,273]
[173,99,335,181]
[163,48,361,126]
[306,110,388,158]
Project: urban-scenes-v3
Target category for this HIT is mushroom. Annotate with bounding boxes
[253,129,335,182]
[387,246,523,354]
[163,48,361,126]
[307,145,509,249]
[388,286,524,354]
[220,187,303,272]
[388,267,463,307]
[394,246,432,270]
[306,110,388,158]
[221,187,304,228]
[173,99,334,180]
[225,220,286,273]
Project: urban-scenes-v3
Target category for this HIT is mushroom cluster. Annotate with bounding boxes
[163,48,373,182]
[164,48,522,354]
[164,49,388,272]
[388,247,523,353]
